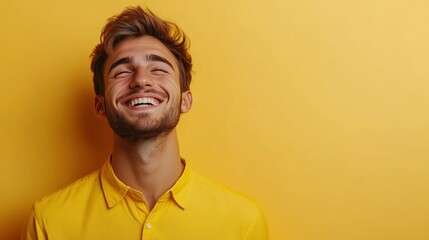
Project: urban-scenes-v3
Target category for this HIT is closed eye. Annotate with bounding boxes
[114,71,133,78]
[151,68,169,75]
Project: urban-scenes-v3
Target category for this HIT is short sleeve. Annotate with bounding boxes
[247,205,269,240]
[21,205,47,240]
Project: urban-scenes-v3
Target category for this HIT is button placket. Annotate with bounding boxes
[141,191,172,238]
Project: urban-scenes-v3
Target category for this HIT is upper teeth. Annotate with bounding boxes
[130,98,159,107]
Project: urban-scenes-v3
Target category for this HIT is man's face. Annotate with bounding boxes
[95,36,192,141]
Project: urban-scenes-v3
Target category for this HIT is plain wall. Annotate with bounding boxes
[1,0,429,239]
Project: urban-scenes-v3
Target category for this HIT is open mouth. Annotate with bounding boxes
[128,97,160,107]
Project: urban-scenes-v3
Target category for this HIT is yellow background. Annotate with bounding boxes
[1,0,428,239]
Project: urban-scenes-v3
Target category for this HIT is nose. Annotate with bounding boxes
[129,67,153,89]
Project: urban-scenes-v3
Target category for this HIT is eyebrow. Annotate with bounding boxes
[108,54,175,74]
[108,57,131,73]
[146,54,175,71]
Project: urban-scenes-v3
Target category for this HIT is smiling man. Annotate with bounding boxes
[22,6,268,240]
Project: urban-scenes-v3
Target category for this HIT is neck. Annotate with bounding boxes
[111,129,184,209]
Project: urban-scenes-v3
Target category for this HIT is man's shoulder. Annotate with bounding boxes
[34,170,102,214]
[190,170,262,212]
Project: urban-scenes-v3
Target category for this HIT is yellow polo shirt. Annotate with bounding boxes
[22,160,268,240]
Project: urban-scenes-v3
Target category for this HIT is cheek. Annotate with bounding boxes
[102,90,120,108]
[105,81,127,96]
[158,77,181,95]
[167,85,182,101]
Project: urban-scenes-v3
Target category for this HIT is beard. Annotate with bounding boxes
[105,100,181,142]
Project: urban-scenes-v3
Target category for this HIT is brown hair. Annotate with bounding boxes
[90,6,192,96]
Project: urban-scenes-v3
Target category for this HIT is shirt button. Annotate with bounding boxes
[146,223,152,229]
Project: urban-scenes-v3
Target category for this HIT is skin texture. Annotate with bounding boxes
[94,36,192,209]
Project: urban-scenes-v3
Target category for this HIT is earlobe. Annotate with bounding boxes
[94,96,106,118]
[180,91,192,113]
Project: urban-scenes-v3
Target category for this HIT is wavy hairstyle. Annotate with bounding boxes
[90,6,192,96]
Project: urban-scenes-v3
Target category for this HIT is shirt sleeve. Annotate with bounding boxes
[247,205,269,240]
[21,205,47,240]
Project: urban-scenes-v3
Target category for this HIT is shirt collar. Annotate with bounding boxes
[100,158,130,208]
[169,159,193,210]
[100,158,194,210]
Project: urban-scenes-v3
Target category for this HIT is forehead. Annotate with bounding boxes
[104,35,179,71]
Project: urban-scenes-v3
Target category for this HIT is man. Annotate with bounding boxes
[22,6,268,240]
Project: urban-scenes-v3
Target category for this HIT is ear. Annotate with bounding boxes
[180,90,192,113]
[94,95,106,118]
